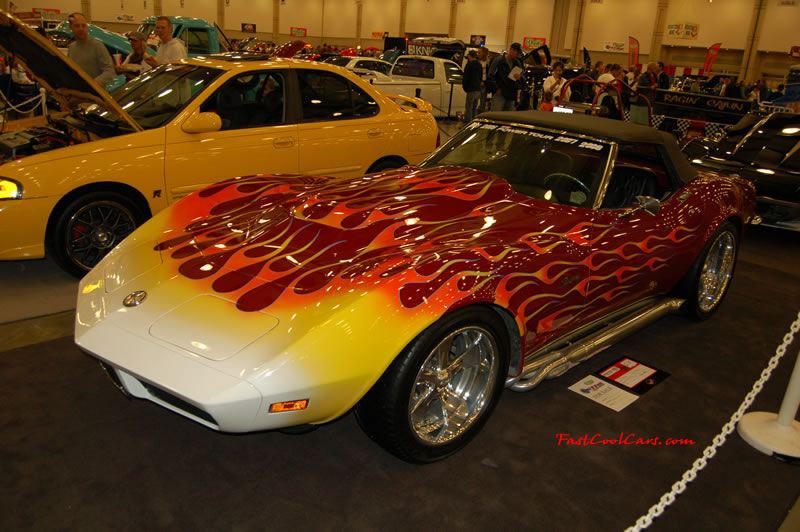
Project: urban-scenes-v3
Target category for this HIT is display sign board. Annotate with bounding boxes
[290,27,307,38]
[470,35,486,46]
[604,41,625,52]
[241,23,256,33]
[568,376,639,412]
[595,357,669,395]
[523,37,546,49]
[654,89,754,124]
[667,22,699,40]
[372,31,387,39]
[408,42,434,56]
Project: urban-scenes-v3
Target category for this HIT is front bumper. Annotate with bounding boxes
[0,196,60,260]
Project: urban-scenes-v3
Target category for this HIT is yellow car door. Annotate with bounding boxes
[164,69,298,203]
[295,68,389,178]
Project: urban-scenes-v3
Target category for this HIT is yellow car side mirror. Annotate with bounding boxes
[182,112,222,134]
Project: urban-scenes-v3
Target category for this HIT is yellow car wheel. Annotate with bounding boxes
[50,191,146,278]
[356,307,509,463]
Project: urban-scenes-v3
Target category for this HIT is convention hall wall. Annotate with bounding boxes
[4,0,797,80]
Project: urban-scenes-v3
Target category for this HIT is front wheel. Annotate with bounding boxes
[50,191,145,278]
[679,221,739,320]
[356,307,509,463]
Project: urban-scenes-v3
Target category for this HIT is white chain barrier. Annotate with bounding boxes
[625,310,800,532]
[0,86,45,115]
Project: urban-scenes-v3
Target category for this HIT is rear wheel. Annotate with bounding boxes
[679,221,739,320]
[356,307,508,463]
[50,191,145,278]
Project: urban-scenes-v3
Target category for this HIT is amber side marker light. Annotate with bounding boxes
[269,399,309,413]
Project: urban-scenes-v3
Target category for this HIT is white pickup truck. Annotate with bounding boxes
[368,55,466,118]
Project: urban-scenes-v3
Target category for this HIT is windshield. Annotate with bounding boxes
[324,56,351,67]
[110,64,223,129]
[420,122,612,208]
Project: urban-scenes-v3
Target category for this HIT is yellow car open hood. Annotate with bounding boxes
[0,10,141,132]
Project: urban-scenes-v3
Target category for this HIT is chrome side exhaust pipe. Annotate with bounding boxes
[506,298,685,392]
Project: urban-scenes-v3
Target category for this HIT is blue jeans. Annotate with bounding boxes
[490,92,515,111]
[464,90,480,122]
[478,85,488,113]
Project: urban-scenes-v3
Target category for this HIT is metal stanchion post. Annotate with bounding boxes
[448,82,454,119]
[738,347,800,461]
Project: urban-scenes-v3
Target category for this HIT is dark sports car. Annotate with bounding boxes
[683,111,800,230]
[76,112,756,463]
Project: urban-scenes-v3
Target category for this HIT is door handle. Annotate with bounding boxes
[273,137,294,148]
[367,128,383,139]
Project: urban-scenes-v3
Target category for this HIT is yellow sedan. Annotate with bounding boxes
[0,11,437,276]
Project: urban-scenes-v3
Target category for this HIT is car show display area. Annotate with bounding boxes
[1,225,799,530]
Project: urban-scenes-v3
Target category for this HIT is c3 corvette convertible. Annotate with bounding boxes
[76,112,757,462]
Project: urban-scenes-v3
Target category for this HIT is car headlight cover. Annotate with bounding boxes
[0,178,22,199]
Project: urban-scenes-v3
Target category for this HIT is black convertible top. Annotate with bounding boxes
[479,111,698,182]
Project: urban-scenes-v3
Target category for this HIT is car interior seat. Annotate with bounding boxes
[601,165,658,209]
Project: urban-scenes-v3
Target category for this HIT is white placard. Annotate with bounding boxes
[569,375,639,412]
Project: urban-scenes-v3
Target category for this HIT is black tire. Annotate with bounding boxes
[50,191,146,278]
[355,307,509,463]
[367,157,406,174]
[677,221,739,320]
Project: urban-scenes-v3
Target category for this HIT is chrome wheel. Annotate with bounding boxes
[66,200,136,271]
[697,230,736,313]
[408,326,498,445]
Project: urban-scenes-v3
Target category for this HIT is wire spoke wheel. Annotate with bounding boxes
[408,326,498,445]
[65,200,136,272]
[697,230,736,313]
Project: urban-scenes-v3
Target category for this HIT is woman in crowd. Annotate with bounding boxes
[543,61,571,104]
[116,31,152,81]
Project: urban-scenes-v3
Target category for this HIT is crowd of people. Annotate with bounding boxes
[66,13,187,87]
[460,45,785,124]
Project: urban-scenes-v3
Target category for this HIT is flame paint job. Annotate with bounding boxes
[151,165,754,364]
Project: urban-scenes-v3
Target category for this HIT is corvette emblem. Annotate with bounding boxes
[123,290,147,307]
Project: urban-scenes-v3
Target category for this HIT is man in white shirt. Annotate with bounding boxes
[144,16,187,67]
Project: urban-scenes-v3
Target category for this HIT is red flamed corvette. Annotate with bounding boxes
[76,111,756,462]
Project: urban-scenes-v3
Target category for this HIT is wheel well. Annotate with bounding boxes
[482,303,522,377]
[367,155,408,173]
[45,182,153,249]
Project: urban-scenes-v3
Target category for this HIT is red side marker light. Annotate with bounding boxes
[269,399,309,413]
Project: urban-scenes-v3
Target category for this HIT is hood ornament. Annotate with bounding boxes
[123,290,147,307]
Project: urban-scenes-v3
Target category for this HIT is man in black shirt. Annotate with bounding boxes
[487,42,524,111]
[462,50,482,122]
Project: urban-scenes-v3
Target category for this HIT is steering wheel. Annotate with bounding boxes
[543,173,590,195]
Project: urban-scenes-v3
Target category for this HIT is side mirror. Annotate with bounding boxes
[634,195,660,216]
[617,196,661,219]
[181,112,222,134]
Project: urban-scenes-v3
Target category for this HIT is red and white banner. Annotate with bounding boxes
[702,43,722,74]
[628,36,639,68]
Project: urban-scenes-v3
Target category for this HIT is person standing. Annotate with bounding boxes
[144,16,187,67]
[462,50,482,123]
[477,47,490,113]
[657,61,670,89]
[543,61,571,105]
[487,42,524,111]
[630,62,658,124]
[115,31,152,81]
[67,12,115,87]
